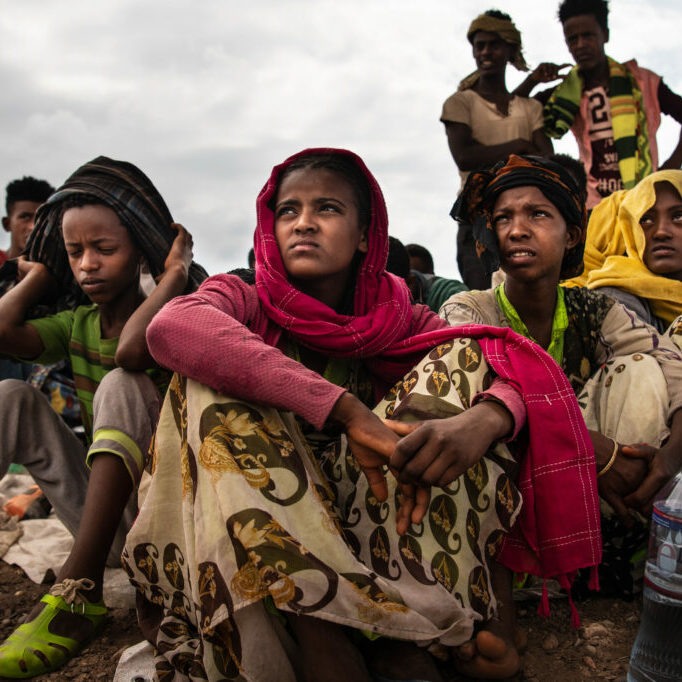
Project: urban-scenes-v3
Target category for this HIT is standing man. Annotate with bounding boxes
[516,0,682,209]
[1,176,54,265]
[441,9,552,289]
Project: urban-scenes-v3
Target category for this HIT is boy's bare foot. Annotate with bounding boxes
[367,638,445,681]
[454,618,521,679]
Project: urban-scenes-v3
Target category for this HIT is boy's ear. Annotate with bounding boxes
[566,224,582,250]
[2,217,9,233]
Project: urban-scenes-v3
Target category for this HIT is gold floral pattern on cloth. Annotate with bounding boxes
[123,339,522,680]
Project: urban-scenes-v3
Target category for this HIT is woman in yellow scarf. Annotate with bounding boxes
[566,171,682,331]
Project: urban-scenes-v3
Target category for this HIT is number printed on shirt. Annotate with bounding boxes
[589,91,609,126]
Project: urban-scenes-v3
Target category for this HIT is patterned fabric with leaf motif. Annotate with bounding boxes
[123,343,521,680]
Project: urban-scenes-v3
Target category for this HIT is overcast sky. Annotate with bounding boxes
[2,0,681,278]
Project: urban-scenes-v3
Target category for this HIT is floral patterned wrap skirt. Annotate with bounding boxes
[123,339,522,681]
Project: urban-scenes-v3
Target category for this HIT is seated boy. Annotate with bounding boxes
[0,176,55,381]
[0,156,207,678]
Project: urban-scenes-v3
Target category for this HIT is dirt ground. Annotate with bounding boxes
[0,560,639,681]
[0,562,140,681]
[514,598,638,681]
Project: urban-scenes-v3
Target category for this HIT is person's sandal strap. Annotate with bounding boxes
[0,593,107,678]
[41,593,108,619]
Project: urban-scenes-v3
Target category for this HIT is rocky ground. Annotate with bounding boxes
[0,560,640,681]
[514,598,639,681]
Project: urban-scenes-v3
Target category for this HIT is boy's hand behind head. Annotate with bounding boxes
[16,257,54,287]
[163,223,194,280]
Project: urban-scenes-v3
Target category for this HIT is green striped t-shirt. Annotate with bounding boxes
[27,305,117,437]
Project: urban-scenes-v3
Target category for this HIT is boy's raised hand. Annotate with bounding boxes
[162,223,194,279]
[0,257,53,359]
[513,62,571,98]
[116,222,195,371]
[15,257,55,286]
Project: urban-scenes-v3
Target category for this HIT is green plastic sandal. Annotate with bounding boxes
[0,579,107,678]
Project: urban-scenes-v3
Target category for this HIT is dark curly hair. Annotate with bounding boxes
[558,0,609,33]
[484,9,512,22]
[5,176,54,213]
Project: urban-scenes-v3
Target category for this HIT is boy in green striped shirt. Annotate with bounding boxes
[0,158,206,678]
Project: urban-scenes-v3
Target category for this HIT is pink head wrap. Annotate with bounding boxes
[254,147,415,360]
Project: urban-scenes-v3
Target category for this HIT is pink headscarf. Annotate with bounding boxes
[254,147,414,360]
[253,148,601,602]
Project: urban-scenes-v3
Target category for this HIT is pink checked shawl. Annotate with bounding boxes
[254,148,601,583]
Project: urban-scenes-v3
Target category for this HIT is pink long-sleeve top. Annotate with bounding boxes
[147,274,526,433]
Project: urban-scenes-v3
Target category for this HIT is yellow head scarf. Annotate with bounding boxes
[565,170,682,324]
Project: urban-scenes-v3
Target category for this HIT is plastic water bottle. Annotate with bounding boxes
[628,470,682,681]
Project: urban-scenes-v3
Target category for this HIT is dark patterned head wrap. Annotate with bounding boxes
[24,156,208,306]
[451,154,587,279]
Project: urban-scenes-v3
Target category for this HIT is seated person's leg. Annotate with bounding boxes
[59,368,161,594]
[2,360,81,520]
[580,354,668,448]
[0,370,160,678]
[125,344,524,681]
[373,340,522,679]
[454,562,521,679]
[0,378,88,534]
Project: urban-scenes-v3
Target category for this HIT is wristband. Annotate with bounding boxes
[598,440,619,478]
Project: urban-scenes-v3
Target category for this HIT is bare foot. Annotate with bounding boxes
[367,638,445,681]
[454,618,520,679]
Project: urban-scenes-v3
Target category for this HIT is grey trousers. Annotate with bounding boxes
[0,368,161,566]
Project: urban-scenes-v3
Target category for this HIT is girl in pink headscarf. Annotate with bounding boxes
[123,149,600,681]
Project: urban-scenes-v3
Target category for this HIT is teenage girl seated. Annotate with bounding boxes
[441,155,682,598]
[567,170,682,333]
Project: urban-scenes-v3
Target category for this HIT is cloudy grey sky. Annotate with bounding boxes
[2,0,681,278]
